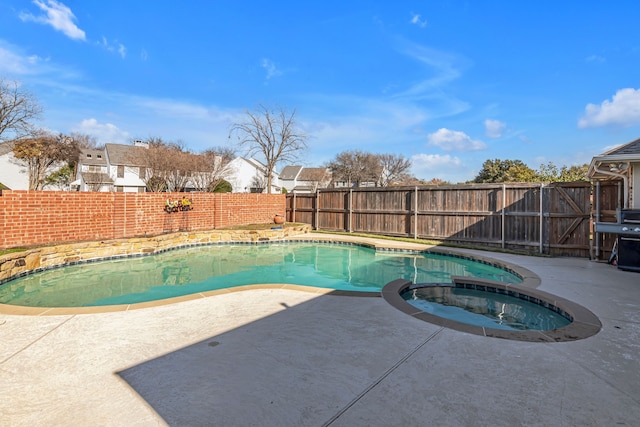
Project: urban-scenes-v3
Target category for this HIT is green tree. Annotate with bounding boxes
[472,159,537,183]
[536,161,559,182]
[558,164,589,182]
[43,164,74,190]
[536,162,589,182]
[211,179,232,193]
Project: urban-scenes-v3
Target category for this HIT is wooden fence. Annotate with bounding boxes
[286,182,592,257]
[592,180,626,261]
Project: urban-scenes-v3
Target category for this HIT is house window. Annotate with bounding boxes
[117,165,124,178]
[116,186,123,192]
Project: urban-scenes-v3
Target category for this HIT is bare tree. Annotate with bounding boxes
[190,147,236,192]
[70,132,101,149]
[249,172,267,193]
[0,78,42,142]
[136,137,196,192]
[165,149,192,192]
[230,105,307,193]
[377,153,412,187]
[12,131,80,190]
[327,150,381,187]
[138,138,172,192]
[82,172,112,191]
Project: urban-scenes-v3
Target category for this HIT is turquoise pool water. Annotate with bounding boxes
[0,243,522,307]
[402,286,571,331]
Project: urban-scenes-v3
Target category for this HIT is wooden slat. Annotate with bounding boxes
[286,182,593,257]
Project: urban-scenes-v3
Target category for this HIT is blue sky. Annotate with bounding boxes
[1,0,640,183]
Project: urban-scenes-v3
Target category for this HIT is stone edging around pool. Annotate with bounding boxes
[381,277,602,342]
[0,232,540,316]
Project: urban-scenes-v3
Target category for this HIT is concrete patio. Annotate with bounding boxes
[1,234,639,426]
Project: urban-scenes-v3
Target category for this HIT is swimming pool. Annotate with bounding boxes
[0,242,522,308]
[382,278,602,342]
[401,285,571,331]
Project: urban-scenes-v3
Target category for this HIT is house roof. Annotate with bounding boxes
[602,137,640,157]
[79,149,108,166]
[280,165,302,180]
[298,167,329,181]
[0,141,15,156]
[105,143,149,167]
[244,157,268,171]
[588,136,640,181]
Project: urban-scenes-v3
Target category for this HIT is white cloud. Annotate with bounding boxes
[0,42,45,75]
[427,128,487,152]
[412,153,462,169]
[135,98,212,120]
[484,119,506,138]
[73,118,130,144]
[0,39,83,79]
[19,0,86,41]
[97,37,127,59]
[586,54,605,63]
[578,88,640,128]
[261,58,283,80]
[410,13,427,28]
[394,41,465,98]
[411,153,468,182]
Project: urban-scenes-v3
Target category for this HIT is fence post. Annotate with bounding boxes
[539,183,544,254]
[414,186,418,239]
[315,191,319,230]
[501,184,506,249]
[349,189,353,233]
[292,193,297,223]
[594,181,600,258]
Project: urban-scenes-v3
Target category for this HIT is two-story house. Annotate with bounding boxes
[0,141,28,190]
[105,142,149,192]
[224,157,281,193]
[73,148,113,192]
[279,165,331,193]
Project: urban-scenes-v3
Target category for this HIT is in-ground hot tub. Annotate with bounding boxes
[382,277,601,342]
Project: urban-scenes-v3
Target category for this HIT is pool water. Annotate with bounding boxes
[402,286,571,331]
[0,243,522,307]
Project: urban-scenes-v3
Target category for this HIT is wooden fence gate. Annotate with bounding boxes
[286,182,592,257]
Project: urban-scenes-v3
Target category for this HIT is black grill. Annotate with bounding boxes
[618,209,640,272]
[620,209,640,224]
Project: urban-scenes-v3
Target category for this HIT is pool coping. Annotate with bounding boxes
[381,277,602,342]
[0,233,541,316]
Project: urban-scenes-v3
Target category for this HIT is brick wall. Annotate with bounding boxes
[0,190,286,249]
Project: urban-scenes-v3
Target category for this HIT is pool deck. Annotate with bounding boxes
[1,233,639,426]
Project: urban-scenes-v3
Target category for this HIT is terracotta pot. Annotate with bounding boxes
[274,215,285,224]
